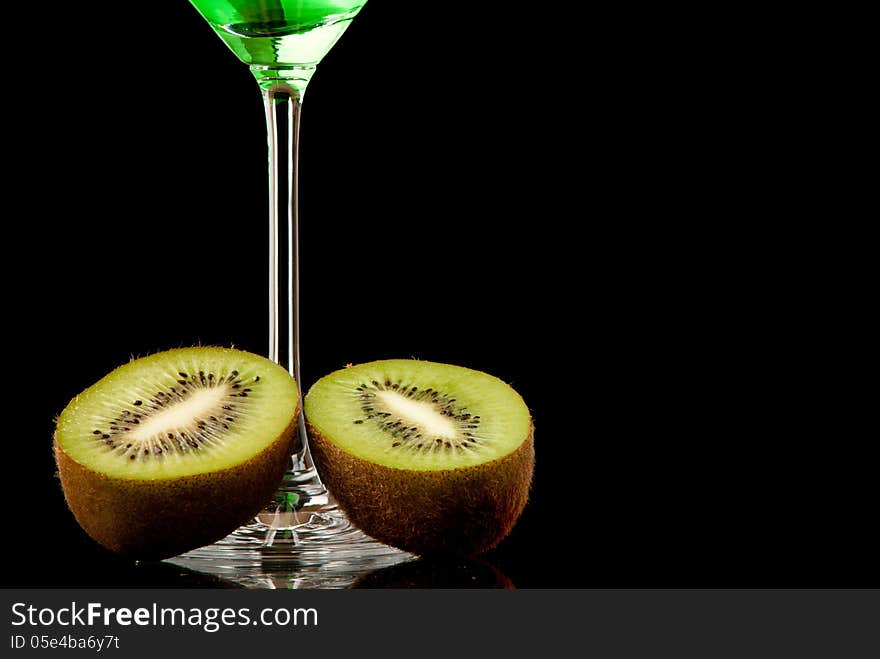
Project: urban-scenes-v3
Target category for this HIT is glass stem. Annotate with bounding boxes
[263,79,311,467]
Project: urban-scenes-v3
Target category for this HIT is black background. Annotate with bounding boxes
[2,4,870,588]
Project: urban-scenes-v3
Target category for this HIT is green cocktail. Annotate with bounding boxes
[190,0,366,86]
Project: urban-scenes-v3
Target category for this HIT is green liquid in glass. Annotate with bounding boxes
[190,0,366,75]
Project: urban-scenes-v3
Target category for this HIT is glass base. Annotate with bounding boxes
[166,466,414,589]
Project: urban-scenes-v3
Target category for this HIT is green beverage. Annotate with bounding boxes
[190,0,366,72]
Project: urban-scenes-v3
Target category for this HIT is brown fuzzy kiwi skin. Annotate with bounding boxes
[53,415,296,561]
[308,422,534,557]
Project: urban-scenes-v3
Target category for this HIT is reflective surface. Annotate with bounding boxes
[351,558,514,589]
[162,555,515,589]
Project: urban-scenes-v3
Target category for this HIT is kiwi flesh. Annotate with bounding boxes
[54,347,299,560]
[305,359,534,557]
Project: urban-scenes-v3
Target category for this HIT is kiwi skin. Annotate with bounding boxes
[53,415,296,561]
[308,422,534,557]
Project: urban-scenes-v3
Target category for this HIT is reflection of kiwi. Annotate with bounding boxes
[353,558,515,589]
[54,347,298,560]
[305,360,534,557]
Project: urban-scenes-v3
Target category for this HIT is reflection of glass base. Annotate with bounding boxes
[167,467,414,589]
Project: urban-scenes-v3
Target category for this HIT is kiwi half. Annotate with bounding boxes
[305,359,534,557]
[54,347,298,560]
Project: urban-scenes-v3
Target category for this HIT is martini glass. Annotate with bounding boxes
[172,0,411,583]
